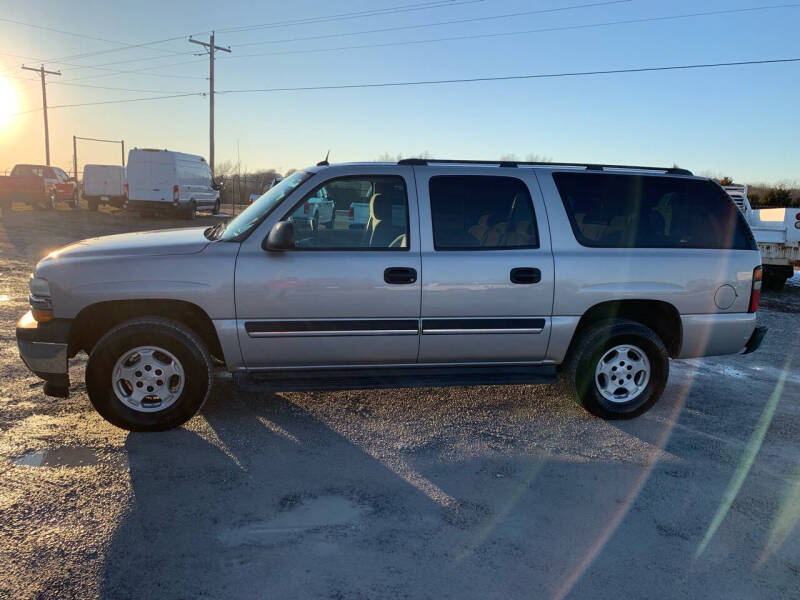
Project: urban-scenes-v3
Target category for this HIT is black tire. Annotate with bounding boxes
[559,319,669,419]
[185,201,197,220]
[43,192,56,210]
[69,191,78,209]
[762,274,786,291]
[213,199,220,215]
[86,317,213,431]
[88,198,100,212]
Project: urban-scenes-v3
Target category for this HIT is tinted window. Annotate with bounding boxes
[429,176,538,250]
[553,173,755,250]
[284,175,409,250]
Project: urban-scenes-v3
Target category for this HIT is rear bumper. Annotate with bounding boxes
[678,313,758,358]
[16,312,71,393]
[742,326,768,355]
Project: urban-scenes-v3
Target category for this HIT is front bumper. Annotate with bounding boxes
[16,312,72,395]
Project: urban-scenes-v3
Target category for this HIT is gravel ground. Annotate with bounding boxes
[0,207,798,600]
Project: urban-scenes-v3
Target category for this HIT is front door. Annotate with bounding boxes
[415,169,554,363]
[235,167,421,368]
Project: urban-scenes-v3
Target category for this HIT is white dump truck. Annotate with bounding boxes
[724,185,799,290]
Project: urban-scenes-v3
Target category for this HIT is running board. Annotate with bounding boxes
[236,365,557,392]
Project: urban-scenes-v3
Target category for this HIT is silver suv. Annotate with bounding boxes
[17,159,767,431]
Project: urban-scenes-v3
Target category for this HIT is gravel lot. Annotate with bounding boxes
[0,207,798,600]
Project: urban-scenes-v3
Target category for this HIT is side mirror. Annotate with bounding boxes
[212,177,225,191]
[262,221,295,251]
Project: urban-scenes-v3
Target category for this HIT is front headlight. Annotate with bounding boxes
[29,276,53,322]
[29,276,51,297]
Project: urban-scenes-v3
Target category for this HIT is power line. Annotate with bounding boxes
[58,51,198,72]
[215,57,800,94]
[236,0,631,48]
[218,0,485,33]
[12,56,798,119]
[48,80,202,93]
[221,3,800,60]
[11,92,205,117]
[3,66,199,92]
[59,59,207,82]
[0,16,189,61]
[40,35,196,64]
[12,0,479,69]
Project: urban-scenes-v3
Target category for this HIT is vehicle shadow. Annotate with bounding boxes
[99,371,797,600]
[99,382,445,600]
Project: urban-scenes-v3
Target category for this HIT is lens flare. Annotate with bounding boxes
[0,74,18,128]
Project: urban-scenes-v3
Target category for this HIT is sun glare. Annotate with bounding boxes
[0,75,19,129]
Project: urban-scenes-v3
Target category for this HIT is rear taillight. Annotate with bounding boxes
[303,201,310,214]
[173,184,179,203]
[795,212,800,220]
[749,266,762,313]
[348,206,354,219]
[123,183,128,198]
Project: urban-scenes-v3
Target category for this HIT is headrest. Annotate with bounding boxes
[370,193,392,221]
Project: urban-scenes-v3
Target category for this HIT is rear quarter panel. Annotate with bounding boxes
[534,169,762,358]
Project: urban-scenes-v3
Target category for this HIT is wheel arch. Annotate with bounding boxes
[69,299,224,362]
[566,299,682,359]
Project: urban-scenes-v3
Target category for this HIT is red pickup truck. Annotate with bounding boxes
[0,164,79,211]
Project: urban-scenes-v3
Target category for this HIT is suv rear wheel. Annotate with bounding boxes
[86,317,213,431]
[560,319,668,419]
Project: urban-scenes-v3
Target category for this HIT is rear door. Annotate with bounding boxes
[416,168,554,363]
[129,153,174,203]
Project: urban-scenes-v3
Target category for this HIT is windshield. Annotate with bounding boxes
[218,171,312,241]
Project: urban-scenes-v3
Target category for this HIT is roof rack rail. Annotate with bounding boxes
[397,158,692,176]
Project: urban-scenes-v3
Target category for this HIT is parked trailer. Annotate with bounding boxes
[725,185,800,289]
[82,164,126,211]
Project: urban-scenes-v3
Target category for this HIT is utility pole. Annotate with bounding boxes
[189,32,230,178]
[22,64,61,166]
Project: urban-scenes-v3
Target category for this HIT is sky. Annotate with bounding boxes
[0,0,798,184]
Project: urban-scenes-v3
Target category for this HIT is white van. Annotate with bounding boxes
[126,149,220,219]
[82,164,126,211]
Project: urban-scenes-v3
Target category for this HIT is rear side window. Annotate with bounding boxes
[553,173,755,250]
[429,176,539,250]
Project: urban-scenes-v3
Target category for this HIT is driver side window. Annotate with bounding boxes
[283,175,409,250]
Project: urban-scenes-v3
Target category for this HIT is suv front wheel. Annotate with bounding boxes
[86,317,213,431]
[560,319,669,419]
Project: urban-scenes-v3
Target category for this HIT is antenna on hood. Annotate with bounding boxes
[316,150,330,166]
